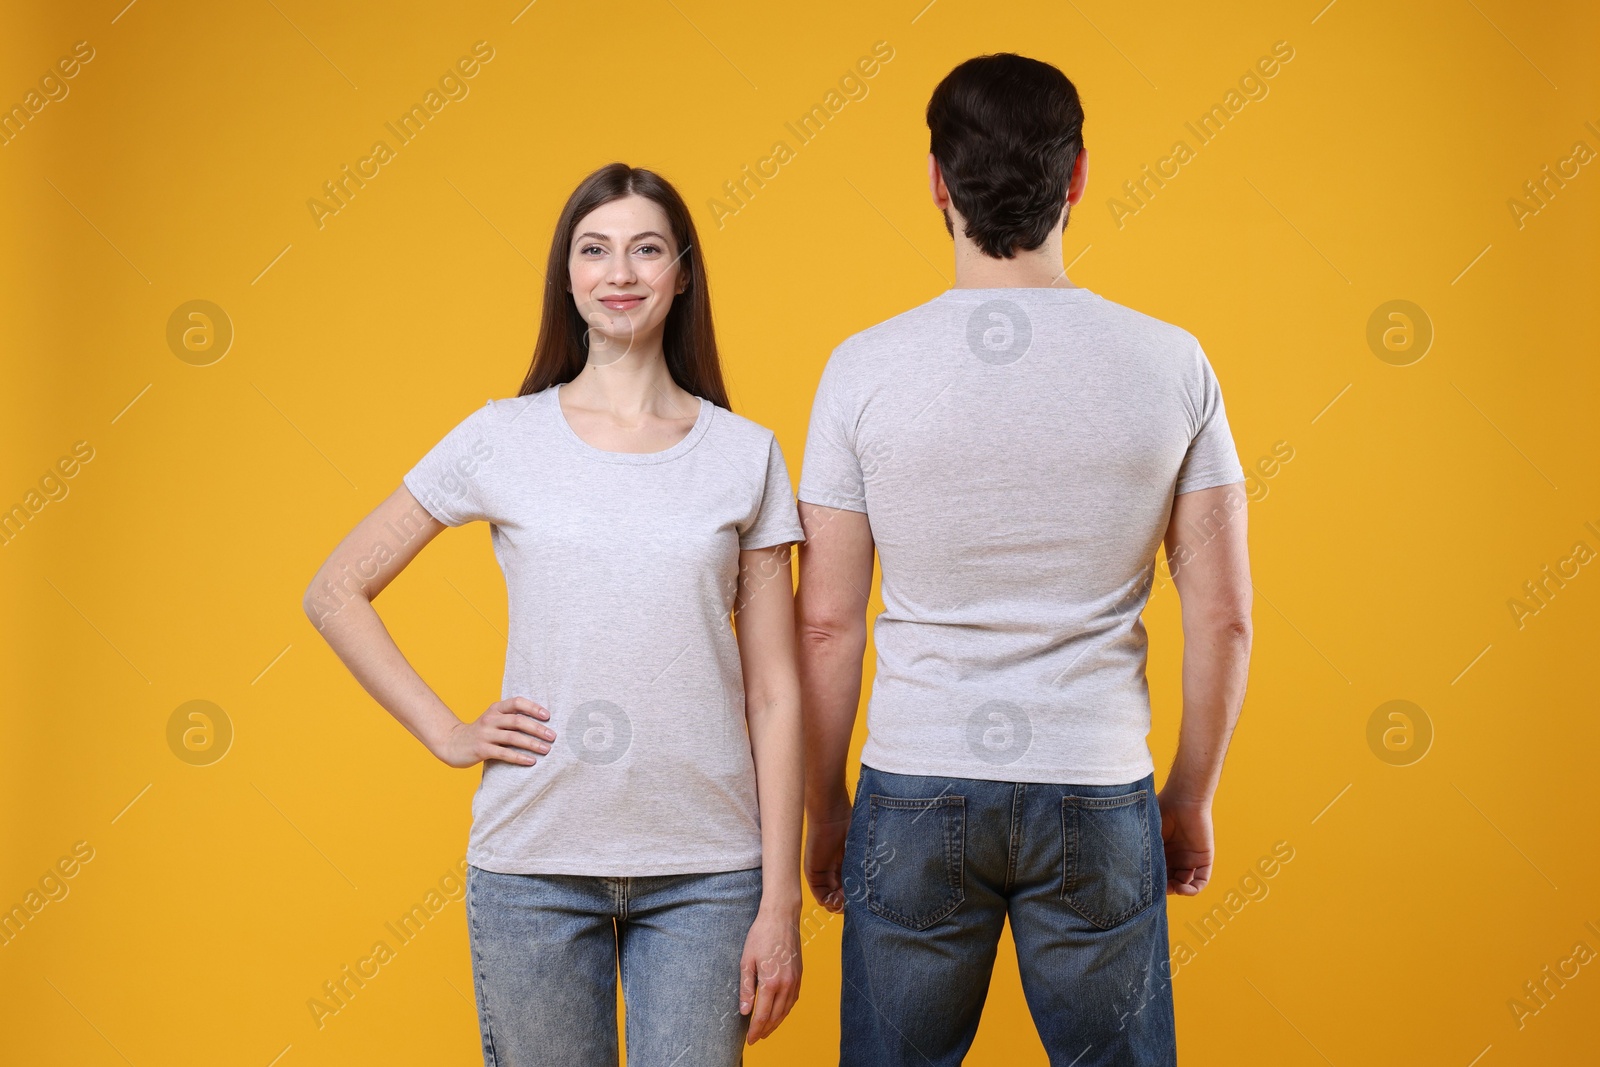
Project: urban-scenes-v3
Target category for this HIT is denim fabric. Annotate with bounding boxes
[840,764,1176,1066]
[465,864,763,1066]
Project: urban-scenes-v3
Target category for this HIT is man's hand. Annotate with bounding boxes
[804,801,852,913]
[1158,790,1214,896]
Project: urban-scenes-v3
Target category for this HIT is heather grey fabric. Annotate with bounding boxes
[798,286,1245,785]
[405,384,804,875]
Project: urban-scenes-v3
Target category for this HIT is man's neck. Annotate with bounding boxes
[950,236,1075,290]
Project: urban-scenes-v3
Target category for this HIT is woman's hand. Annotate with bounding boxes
[433,696,555,768]
[739,905,801,1044]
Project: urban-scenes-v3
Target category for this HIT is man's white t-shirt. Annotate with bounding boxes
[404,384,804,876]
[798,286,1246,785]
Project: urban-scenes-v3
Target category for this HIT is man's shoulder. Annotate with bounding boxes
[825,294,947,364]
[833,289,1201,349]
[1074,292,1201,355]
[826,289,1203,375]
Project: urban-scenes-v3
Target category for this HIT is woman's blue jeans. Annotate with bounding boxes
[840,763,1177,1066]
[465,864,762,1066]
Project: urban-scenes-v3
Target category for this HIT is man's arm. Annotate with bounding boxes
[794,502,875,912]
[1159,481,1253,896]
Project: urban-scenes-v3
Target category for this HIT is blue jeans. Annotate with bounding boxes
[465,864,763,1066]
[840,764,1176,1066]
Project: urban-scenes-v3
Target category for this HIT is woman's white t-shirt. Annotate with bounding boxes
[403,384,804,876]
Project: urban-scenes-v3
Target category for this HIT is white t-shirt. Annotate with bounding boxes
[403,384,805,875]
[798,287,1246,785]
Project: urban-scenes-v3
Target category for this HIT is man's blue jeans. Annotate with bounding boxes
[465,864,762,1066]
[840,763,1177,1066]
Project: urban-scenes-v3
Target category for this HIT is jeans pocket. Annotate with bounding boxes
[1061,791,1154,929]
[863,793,965,931]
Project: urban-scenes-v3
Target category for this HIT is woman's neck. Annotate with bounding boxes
[563,344,695,420]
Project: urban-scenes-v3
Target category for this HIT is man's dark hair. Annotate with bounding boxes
[926,53,1085,259]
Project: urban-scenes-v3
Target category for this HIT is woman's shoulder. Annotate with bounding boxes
[703,400,780,451]
[464,390,550,430]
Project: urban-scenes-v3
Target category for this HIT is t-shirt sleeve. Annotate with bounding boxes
[796,351,867,513]
[1174,344,1247,495]
[402,401,500,526]
[739,435,806,550]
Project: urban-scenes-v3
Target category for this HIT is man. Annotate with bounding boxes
[796,53,1253,1066]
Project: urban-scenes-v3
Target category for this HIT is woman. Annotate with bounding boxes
[303,163,805,1065]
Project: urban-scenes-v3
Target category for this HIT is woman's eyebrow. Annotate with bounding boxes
[572,230,668,245]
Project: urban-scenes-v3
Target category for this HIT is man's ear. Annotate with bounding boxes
[1066,146,1089,207]
[929,153,951,210]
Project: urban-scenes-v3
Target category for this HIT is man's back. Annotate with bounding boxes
[798,285,1245,785]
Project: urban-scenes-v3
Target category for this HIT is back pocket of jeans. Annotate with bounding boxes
[1060,791,1153,929]
[864,794,965,931]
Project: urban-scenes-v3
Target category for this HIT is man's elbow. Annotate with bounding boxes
[797,612,866,654]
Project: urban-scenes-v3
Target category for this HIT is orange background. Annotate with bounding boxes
[2,0,1597,1063]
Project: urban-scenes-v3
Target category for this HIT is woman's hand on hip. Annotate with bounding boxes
[434,697,555,768]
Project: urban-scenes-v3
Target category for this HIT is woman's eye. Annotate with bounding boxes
[635,244,662,256]
[579,245,604,256]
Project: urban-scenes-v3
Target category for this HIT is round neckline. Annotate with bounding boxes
[550,382,714,465]
[938,285,1098,300]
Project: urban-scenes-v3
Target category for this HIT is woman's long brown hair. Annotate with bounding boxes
[518,163,731,411]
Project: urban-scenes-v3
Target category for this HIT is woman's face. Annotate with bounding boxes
[567,194,684,362]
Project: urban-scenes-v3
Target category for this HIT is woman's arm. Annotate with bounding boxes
[302,484,555,768]
[731,542,804,1043]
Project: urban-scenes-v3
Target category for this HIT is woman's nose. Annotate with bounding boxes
[607,255,636,284]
